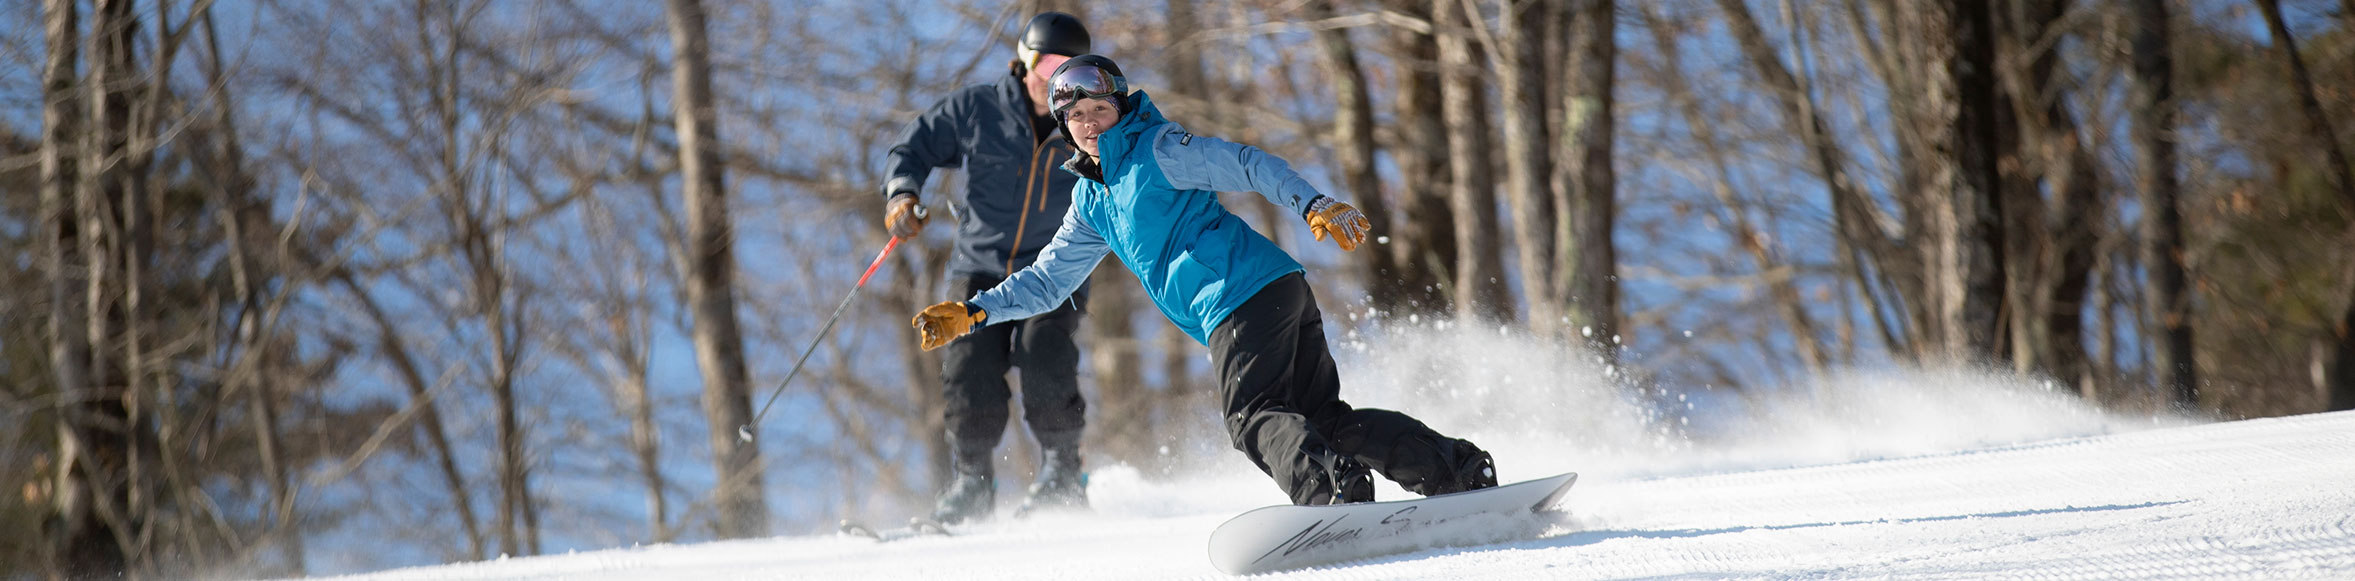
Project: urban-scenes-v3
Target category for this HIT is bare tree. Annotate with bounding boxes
[1649,3,1827,375]
[1440,0,1513,324]
[197,6,305,571]
[394,0,545,555]
[1309,0,1394,315]
[548,157,677,541]
[1995,0,2103,396]
[2130,0,2196,409]
[664,0,768,539]
[40,0,112,574]
[1490,0,1560,333]
[49,0,145,575]
[1938,0,2009,362]
[1384,0,1457,317]
[1557,0,1620,357]
[2252,0,2355,412]
[1738,0,1919,360]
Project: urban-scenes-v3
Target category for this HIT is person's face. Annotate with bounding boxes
[1064,97,1119,156]
[1023,54,1071,116]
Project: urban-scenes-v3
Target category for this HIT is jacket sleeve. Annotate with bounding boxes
[881,93,968,199]
[967,203,1109,323]
[1150,126,1326,217]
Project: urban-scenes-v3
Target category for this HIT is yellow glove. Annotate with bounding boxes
[912,301,987,351]
[885,194,929,239]
[1305,196,1371,252]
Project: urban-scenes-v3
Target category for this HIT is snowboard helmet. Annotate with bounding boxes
[1049,54,1129,125]
[1016,12,1091,76]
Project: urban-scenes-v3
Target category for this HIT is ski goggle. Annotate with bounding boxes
[1049,65,1126,115]
[1019,47,1072,79]
[1030,53,1071,79]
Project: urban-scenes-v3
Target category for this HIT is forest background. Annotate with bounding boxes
[2,0,2350,578]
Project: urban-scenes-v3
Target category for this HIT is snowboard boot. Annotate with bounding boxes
[1302,452,1375,506]
[1015,439,1089,518]
[1427,438,1498,496]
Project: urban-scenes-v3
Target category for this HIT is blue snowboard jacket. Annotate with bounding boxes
[966,92,1330,345]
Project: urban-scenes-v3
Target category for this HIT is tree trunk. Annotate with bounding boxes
[1998,0,2100,394]
[41,0,121,576]
[2090,237,2119,402]
[665,0,767,539]
[1941,0,2009,363]
[1441,0,1514,324]
[2336,289,2355,411]
[2130,0,2196,409]
[614,315,671,541]
[1493,0,1559,334]
[488,272,532,556]
[1385,0,1456,317]
[1558,0,1619,357]
[53,0,148,574]
[2254,0,2355,412]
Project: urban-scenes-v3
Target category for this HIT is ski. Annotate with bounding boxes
[838,517,954,543]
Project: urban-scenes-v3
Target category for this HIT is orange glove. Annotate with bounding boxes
[885,194,929,239]
[1305,196,1371,252]
[912,301,987,351]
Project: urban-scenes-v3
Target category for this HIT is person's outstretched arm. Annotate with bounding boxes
[1148,126,1323,214]
[914,205,1110,350]
[1150,127,1370,251]
[971,207,1110,321]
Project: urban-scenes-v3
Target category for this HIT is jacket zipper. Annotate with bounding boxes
[1005,136,1050,275]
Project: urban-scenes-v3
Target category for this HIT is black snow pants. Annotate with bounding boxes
[940,274,1088,474]
[1209,272,1477,505]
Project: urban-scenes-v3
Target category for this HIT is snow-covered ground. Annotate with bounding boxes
[313,368,2355,579]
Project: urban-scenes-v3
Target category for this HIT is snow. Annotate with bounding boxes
[308,382,2355,579]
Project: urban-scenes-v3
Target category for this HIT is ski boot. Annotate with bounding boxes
[930,469,996,525]
[1015,443,1089,518]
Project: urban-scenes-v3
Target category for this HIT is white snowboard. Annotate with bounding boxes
[1206,471,1578,575]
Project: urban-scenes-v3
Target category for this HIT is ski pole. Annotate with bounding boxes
[739,211,919,443]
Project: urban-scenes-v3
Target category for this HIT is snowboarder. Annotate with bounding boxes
[881,12,1096,523]
[911,54,1499,506]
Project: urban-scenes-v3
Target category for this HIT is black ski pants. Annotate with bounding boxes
[1210,272,1472,505]
[940,274,1087,473]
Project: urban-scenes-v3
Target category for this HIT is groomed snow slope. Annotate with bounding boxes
[319,409,2355,580]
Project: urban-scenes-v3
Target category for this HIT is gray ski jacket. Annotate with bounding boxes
[884,70,1086,293]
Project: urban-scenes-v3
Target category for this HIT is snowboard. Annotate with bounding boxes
[838,517,954,543]
[1206,471,1578,575]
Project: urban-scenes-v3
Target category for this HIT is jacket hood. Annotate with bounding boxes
[1064,90,1164,179]
[1101,90,1165,160]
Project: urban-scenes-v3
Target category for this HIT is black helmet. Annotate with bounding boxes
[1021,12,1092,58]
[1048,54,1128,121]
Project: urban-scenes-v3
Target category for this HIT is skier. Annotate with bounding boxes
[881,12,1096,523]
[911,55,1498,506]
